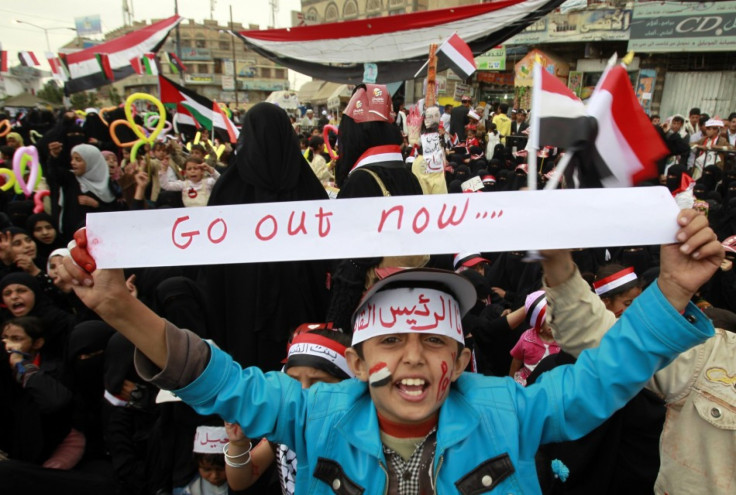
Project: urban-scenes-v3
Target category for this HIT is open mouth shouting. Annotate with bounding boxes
[396,377,429,402]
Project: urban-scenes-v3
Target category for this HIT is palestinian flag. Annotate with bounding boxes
[159,76,240,143]
[142,53,159,75]
[95,53,114,81]
[64,15,181,93]
[167,52,187,73]
[18,51,40,67]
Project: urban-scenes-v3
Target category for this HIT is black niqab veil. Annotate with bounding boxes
[201,102,330,370]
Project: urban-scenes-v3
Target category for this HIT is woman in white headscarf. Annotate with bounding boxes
[53,144,125,239]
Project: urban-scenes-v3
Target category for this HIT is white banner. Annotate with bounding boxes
[86,187,680,269]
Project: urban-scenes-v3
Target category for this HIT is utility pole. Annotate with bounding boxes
[230,4,238,108]
[175,0,184,86]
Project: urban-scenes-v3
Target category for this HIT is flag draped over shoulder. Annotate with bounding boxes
[586,65,668,187]
[159,76,239,142]
[63,15,181,93]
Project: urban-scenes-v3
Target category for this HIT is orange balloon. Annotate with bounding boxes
[110,120,147,148]
[0,120,11,138]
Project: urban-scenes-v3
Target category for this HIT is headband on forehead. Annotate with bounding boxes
[285,332,354,379]
[593,267,638,296]
[352,287,465,345]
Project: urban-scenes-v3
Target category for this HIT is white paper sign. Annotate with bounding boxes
[420,133,445,173]
[461,176,485,192]
[86,187,680,269]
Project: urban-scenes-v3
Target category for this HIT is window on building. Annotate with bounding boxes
[198,64,209,74]
[219,40,230,50]
[180,39,191,48]
[388,0,404,7]
[261,67,272,78]
[274,68,286,79]
[325,3,339,22]
[306,8,319,24]
[214,59,223,74]
[195,34,206,48]
[367,0,382,12]
[343,0,358,18]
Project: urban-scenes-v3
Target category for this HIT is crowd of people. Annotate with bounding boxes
[0,83,733,495]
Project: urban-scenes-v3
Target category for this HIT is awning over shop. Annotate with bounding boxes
[297,80,325,104]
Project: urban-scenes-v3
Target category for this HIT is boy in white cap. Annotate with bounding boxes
[59,210,721,494]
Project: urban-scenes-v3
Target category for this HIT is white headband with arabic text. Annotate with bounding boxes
[352,287,464,345]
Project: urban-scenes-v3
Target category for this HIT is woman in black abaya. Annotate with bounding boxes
[201,102,331,370]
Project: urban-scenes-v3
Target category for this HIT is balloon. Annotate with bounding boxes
[0,120,11,138]
[124,92,167,143]
[29,130,43,144]
[33,190,50,213]
[0,168,17,191]
[110,119,147,148]
[145,113,172,139]
[12,145,41,197]
[98,106,119,127]
[130,139,148,164]
[322,124,339,160]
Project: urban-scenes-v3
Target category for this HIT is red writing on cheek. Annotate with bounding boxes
[172,216,228,249]
[437,361,450,401]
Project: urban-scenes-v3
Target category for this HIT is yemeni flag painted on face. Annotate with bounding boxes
[528,62,588,151]
[586,64,668,187]
[236,0,565,83]
[64,15,181,93]
[95,53,114,80]
[18,51,40,67]
[160,76,239,143]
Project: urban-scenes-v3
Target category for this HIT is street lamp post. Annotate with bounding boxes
[14,19,76,53]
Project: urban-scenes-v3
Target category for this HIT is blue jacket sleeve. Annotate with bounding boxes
[515,280,713,455]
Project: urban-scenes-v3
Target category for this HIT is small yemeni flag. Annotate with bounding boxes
[129,56,144,75]
[369,362,392,388]
[18,51,40,67]
[46,52,68,82]
[160,75,239,142]
[213,101,239,143]
[437,33,477,80]
[168,52,186,73]
[142,53,159,75]
[0,50,8,72]
[95,53,114,81]
[529,63,588,151]
[586,64,668,187]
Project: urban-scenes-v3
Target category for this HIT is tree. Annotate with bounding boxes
[37,80,64,105]
[70,91,100,110]
[108,86,122,105]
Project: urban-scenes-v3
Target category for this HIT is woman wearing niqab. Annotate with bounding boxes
[200,102,331,370]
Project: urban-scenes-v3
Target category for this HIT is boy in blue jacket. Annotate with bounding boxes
[60,210,722,494]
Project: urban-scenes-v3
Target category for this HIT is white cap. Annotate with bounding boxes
[705,118,724,127]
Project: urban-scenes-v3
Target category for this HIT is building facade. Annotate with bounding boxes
[64,18,290,108]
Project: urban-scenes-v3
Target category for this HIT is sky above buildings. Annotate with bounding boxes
[1,0,309,87]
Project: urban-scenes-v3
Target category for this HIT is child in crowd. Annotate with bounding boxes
[224,326,353,495]
[509,290,560,385]
[593,265,642,318]
[58,209,720,494]
[182,426,229,495]
[159,157,220,207]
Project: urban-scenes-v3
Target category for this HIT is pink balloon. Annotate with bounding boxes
[12,145,41,197]
[33,190,50,213]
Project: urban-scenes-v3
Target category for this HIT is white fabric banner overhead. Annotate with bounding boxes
[86,187,680,269]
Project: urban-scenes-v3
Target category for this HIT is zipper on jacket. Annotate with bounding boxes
[379,460,389,495]
[432,454,444,493]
